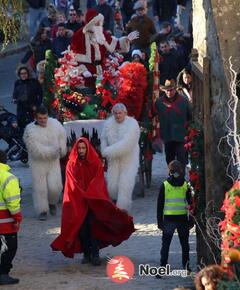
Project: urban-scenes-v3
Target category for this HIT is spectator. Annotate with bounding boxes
[76,9,85,26]
[120,0,134,27]
[53,0,69,17]
[52,23,72,58]
[39,4,58,39]
[152,0,177,28]
[126,0,156,53]
[26,0,46,38]
[158,40,182,84]
[65,8,83,32]
[21,27,52,70]
[155,79,192,168]
[157,160,193,278]
[51,138,135,265]
[23,105,67,221]
[131,49,143,63]
[57,12,66,24]
[87,0,97,9]
[12,65,43,129]
[101,103,140,211]
[177,67,192,103]
[0,150,22,285]
[194,265,225,290]
[96,0,115,34]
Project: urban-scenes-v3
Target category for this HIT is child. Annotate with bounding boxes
[157,160,193,275]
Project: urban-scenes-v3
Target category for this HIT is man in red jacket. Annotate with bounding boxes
[51,138,135,266]
[0,150,22,285]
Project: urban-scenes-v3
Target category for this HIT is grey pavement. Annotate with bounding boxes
[3,153,196,290]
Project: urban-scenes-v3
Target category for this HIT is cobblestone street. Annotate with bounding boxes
[2,152,196,290]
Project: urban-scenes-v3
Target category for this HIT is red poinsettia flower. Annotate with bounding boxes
[234,195,240,207]
[188,128,200,139]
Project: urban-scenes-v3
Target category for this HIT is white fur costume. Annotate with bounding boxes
[23,118,67,214]
[101,116,140,211]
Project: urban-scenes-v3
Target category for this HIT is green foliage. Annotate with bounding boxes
[43,50,59,111]
[79,104,98,119]
[0,0,23,49]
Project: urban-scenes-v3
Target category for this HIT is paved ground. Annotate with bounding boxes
[0,149,196,290]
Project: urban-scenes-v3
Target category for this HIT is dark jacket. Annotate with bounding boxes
[26,0,46,9]
[159,49,183,84]
[22,38,52,66]
[152,0,177,21]
[52,35,71,58]
[157,175,192,227]
[12,79,43,109]
[87,0,97,9]
[126,15,156,50]
[65,21,83,33]
[155,92,192,143]
[96,3,114,34]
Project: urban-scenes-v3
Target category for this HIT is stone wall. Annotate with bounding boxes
[192,0,240,264]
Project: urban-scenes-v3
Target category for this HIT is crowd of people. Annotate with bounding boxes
[0,0,198,287]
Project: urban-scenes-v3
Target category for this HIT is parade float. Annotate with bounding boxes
[42,42,160,194]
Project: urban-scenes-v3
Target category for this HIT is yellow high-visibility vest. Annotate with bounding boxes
[0,163,21,216]
[163,180,188,215]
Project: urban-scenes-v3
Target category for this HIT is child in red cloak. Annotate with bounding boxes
[51,137,135,265]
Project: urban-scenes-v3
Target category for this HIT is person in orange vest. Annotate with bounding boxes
[0,150,22,285]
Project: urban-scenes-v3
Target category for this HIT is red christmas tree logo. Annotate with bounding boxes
[106,256,134,283]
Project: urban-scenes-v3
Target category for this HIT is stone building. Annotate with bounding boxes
[192,0,240,264]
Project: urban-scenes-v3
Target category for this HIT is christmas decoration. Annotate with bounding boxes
[219,181,240,264]
[43,50,58,111]
[184,122,205,215]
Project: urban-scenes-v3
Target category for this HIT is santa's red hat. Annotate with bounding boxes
[83,9,104,33]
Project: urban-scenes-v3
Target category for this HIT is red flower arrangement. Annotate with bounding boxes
[116,62,148,120]
[220,181,240,264]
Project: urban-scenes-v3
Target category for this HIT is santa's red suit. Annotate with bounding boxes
[71,9,130,87]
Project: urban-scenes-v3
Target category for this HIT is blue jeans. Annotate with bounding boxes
[28,7,46,38]
[160,219,190,268]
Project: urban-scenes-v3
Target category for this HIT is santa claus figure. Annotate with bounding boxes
[71,8,139,87]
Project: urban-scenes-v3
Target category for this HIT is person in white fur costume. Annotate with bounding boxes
[101,103,140,211]
[23,105,67,220]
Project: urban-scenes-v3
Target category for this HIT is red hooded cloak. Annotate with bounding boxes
[51,137,135,258]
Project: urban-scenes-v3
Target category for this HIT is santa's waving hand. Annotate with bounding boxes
[70,9,138,88]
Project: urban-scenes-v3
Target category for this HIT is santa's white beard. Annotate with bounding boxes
[92,25,106,45]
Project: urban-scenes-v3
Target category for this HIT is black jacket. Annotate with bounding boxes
[22,38,52,65]
[26,0,46,9]
[52,36,71,58]
[96,3,114,33]
[159,49,182,85]
[157,176,192,227]
[152,0,177,21]
[12,79,43,109]
[65,21,83,33]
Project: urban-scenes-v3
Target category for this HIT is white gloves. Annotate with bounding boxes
[127,31,139,42]
[82,70,92,78]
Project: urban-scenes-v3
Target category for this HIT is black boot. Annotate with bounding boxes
[0,274,19,285]
[38,212,47,221]
[49,204,57,216]
[91,256,101,266]
[81,253,91,264]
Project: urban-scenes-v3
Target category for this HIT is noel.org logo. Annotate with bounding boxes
[106,256,135,283]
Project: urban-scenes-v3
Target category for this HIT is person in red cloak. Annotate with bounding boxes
[70,8,139,87]
[51,137,135,266]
